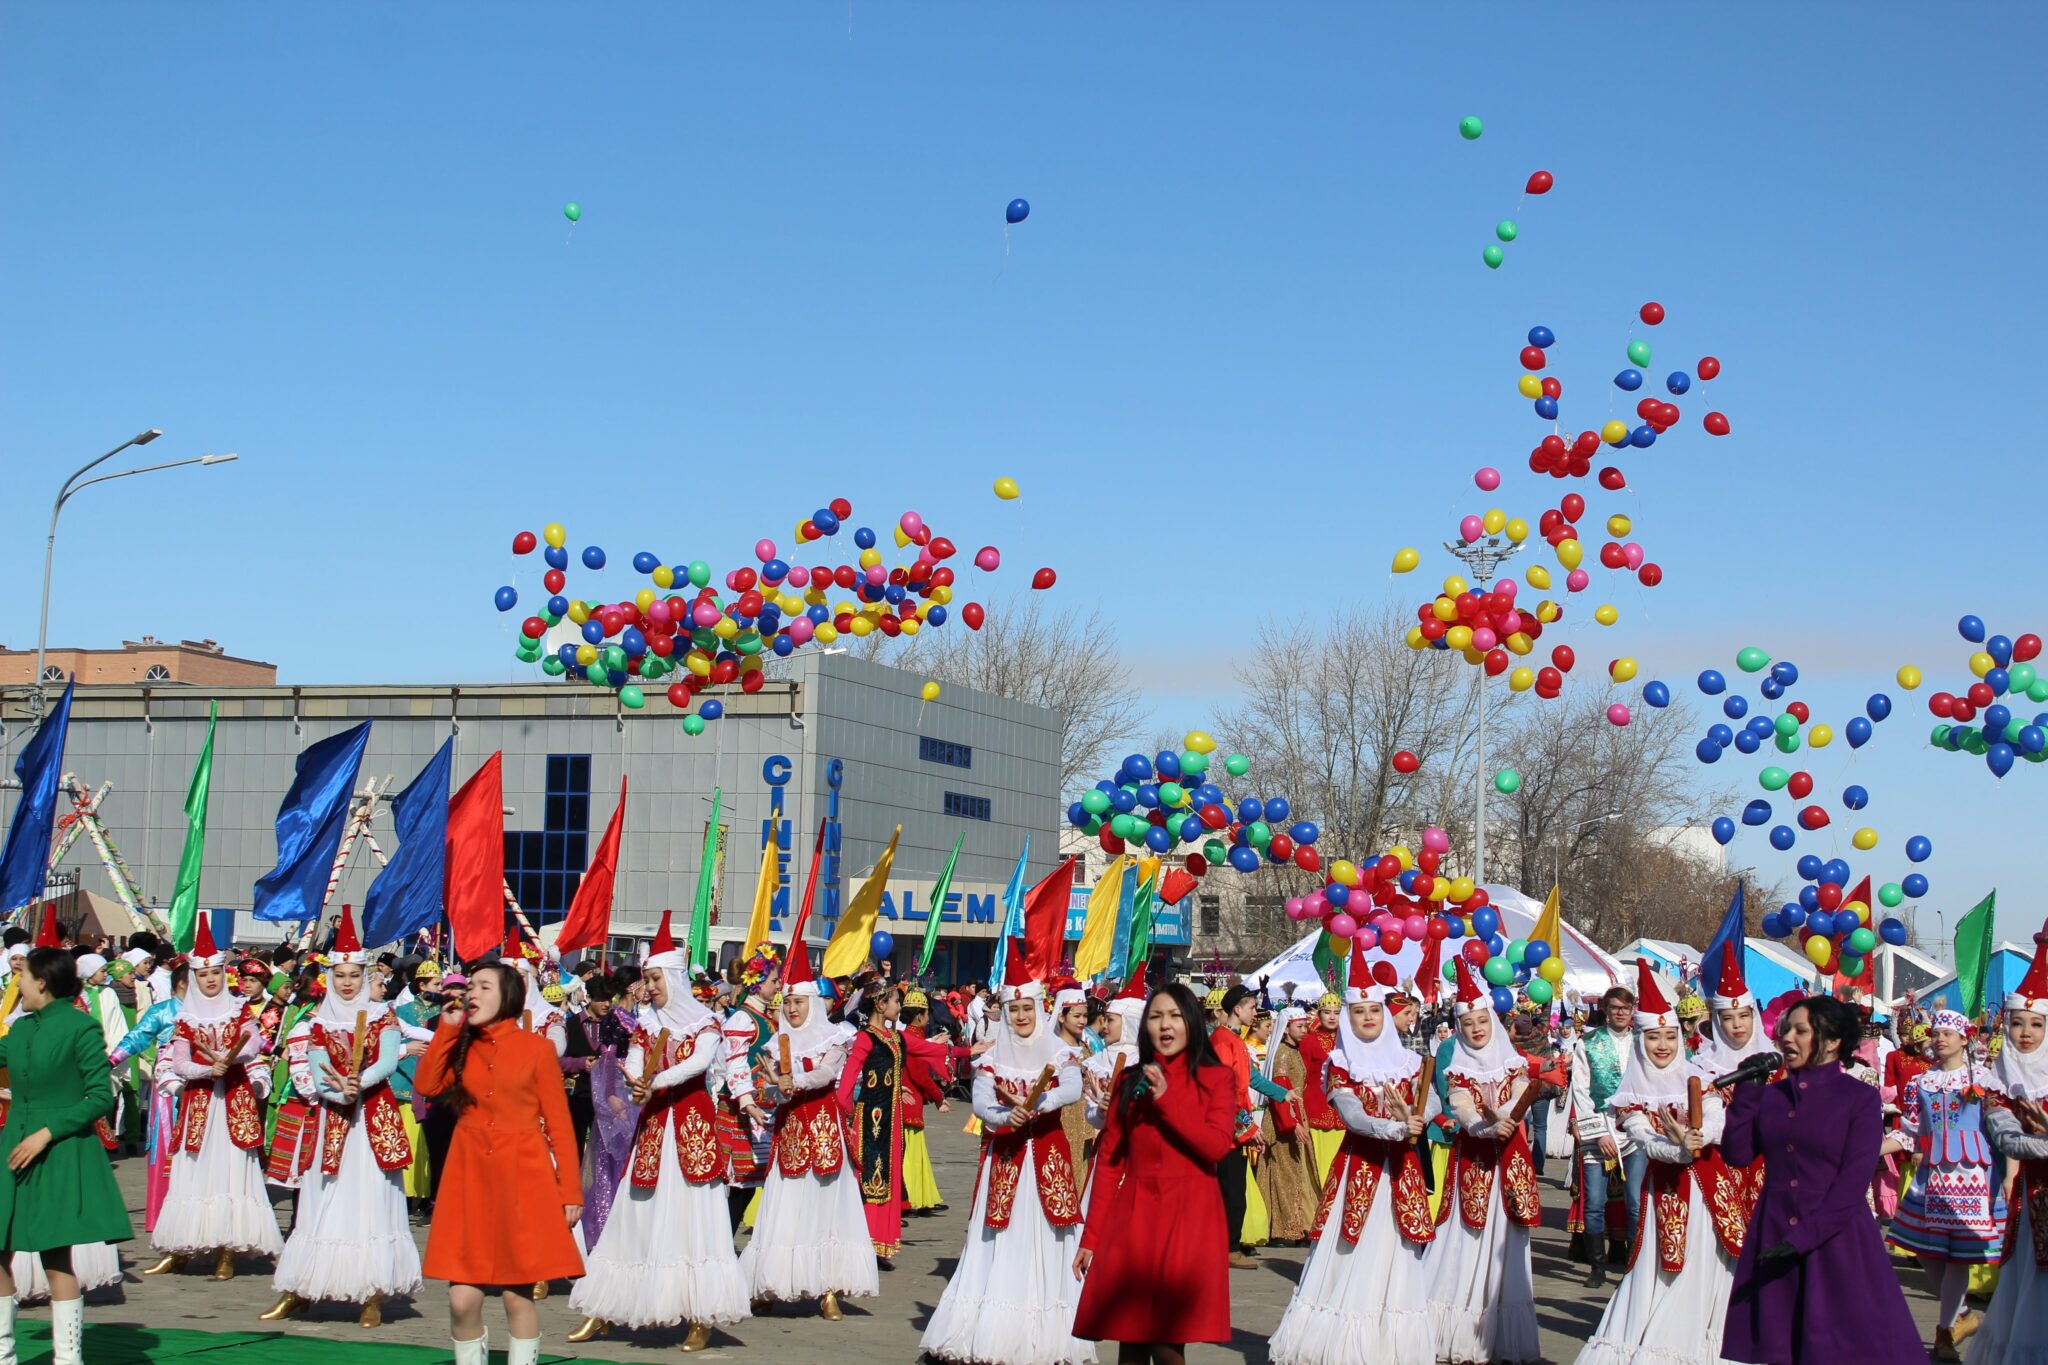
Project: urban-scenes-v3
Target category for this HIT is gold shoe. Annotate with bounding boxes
[681,1323,712,1353]
[357,1295,381,1329]
[213,1248,237,1281]
[818,1291,842,1322]
[566,1317,608,1343]
[142,1253,185,1276]
[532,1279,551,1301]
[1953,1311,1983,1346]
[260,1292,306,1322]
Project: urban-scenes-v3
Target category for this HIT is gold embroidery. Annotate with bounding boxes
[676,1100,726,1183]
[810,1103,847,1175]
[1391,1153,1435,1244]
[984,1144,1022,1229]
[1311,1152,1345,1239]
[1456,1149,1493,1229]
[776,1104,813,1175]
[1655,1167,1690,1273]
[1501,1140,1541,1227]
[1340,1145,1380,1244]
[1038,1129,1082,1226]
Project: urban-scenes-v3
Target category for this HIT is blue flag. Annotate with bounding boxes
[252,721,372,923]
[1107,857,1138,985]
[1699,880,1745,1002]
[361,738,452,949]
[989,835,1031,990]
[0,679,75,915]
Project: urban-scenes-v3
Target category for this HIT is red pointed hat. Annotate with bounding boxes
[1000,932,1043,1002]
[1451,955,1486,1016]
[1711,938,1752,1008]
[33,903,59,949]
[782,934,815,992]
[191,912,224,968]
[331,903,365,964]
[645,910,683,969]
[1635,958,1678,1029]
[2013,924,2048,1016]
[1115,961,1148,1000]
[501,923,540,966]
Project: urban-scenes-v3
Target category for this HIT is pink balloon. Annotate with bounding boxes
[786,617,816,645]
[974,546,1001,572]
[1352,925,1379,951]
[1498,610,1523,635]
[1494,579,1518,599]
[899,511,924,537]
[1460,514,1485,542]
[1607,704,1632,727]
[1402,913,1427,939]
[1474,467,1502,492]
[1327,913,1359,940]
[864,564,887,586]
[786,565,811,588]
[1622,541,1645,569]
[1284,897,1307,921]
[1565,567,1591,592]
[754,539,777,563]
[691,601,722,628]
[1470,627,1498,652]
[645,600,671,625]
[1422,826,1450,854]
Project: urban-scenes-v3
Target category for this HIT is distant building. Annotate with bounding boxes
[0,636,276,687]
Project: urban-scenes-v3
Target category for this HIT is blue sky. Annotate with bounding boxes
[3,5,2042,955]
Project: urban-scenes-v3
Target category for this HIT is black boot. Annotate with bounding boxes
[1582,1248,1608,1288]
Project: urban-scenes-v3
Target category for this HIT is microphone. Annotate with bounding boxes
[1710,1051,1783,1089]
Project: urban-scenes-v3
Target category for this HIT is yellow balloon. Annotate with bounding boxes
[793,520,811,544]
[1184,730,1217,755]
[849,616,874,637]
[1525,564,1552,590]
[685,650,710,676]
[1897,665,1922,690]
[712,616,739,640]
[1442,575,1468,597]
[542,522,567,549]
[1429,880,1451,902]
[651,564,674,589]
[1445,625,1474,651]
[1809,723,1833,748]
[566,600,590,625]
[1805,935,1833,966]
[1594,603,1620,626]
[574,643,598,666]
[1845,901,1869,924]
[1482,508,1507,535]
[993,476,1020,500]
[1331,859,1361,888]
[1505,631,1533,655]
[740,655,763,674]
[1461,647,1485,666]
[1387,845,1414,872]
[1539,957,1565,984]
[1509,666,1535,692]
[1535,600,1562,623]
[805,586,828,606]
[1606,514,1632,537]
[1449,876,1475,901]
[1610,657,1638,683]
[1405,625,1428,650]
[930,584,953,605]
[893,526,911,549]
[859,547,882,570]
[1971,651,1995,678]
[814,623,839,644]
[1556,539,1583,569]
[921,681,941,702]
[1433,596,1459,623]
[1602,419,1629,446]
[900,617,921,635]
[1504,517,1529,544]
[1852,827,1878,851]
[635,588,656,612]
[1517,373,1543,398]
[1392,547,1420,573]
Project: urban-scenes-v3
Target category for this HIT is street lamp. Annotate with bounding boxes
[1552,810,1621,894]
[33,433,239,713]
[1441,533,1525,883]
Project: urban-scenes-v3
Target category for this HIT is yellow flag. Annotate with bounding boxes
[1073,854,1132,980]
[741,833,779,958]
[822,824,901,977]
[1531,884,1562,958]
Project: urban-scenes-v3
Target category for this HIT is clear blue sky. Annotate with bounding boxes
[4,5,2042,956]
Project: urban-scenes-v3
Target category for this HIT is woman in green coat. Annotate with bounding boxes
[0,947,133,1365]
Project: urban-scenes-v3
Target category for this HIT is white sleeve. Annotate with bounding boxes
[1037,1063,1081,1113]
[972,1071,1011,1126]
[788,1041,844,1093]
[1332,1084,1409,1141]
[649,1028,721,1091]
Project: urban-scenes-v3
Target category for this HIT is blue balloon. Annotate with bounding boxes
[581,620,605,645]
[1195,784,1224,807]
[1696,738,1723,764]
[870,930,894,960]
[926,604,948,626]
[1880,918,1908,946]
[1490,987,1516,1015]
[1902,872,1930,899]
[1770,824,1798,851]
[1125,753,1154,781]
[1846,716,1873,748]
[1866,693,1893,721]
[762,559,788,583]
[1266,797,1292,823]
[1823,859,1852,886]
[1989,634,2014,667]
[1144,825,1172,853]
[1986,668,2011,696]
[1067,801,1089,828]
[547,594,569,617]
[1614,369,1644,392]
[1534,396,1560,420]
[1005,198,1030,224]
[1723,695,1749,719]
[581,545,606,570]
[1711,816,1736,845]
[1237,797,1264,823]
[1154,750,1181,780]
[1742,799,1773,825]
[1987,704,2012,733]
[2020,724,2047,755]
[1227,845,1261,873]
[1698,670,1727,695]
[1759,676,1785,701]
[1486,932,1508,957]
[1326,883,1352,909]
[1807,910,1835,936]
[1629,424,1657,448]
[1643,680,1671,708]
[699,699,723,721]
[1289,821,1320,845]
[494,586,519,612]
[1988,743,2016,777]
[1523,939,1551,965]
[1178,815,1204,841]
[1747,715,1777,739]
[854,526,877,550]
[1110,788,1137,814]
[1796,855,1824,881]
[1472,906,1501,938]
[620,627,646,657]
[544,545,569,571]
[1959,614,1987,643]
[1798,885,1820,911]
[1442,915,1466,939]
[1733,730,1762,755]
[1708,723,1735,748]
[811,509,841,536]
[557,643,578,662]
[1771,661,1800,686]
[1665,370,1692,395]
[1906,834,1933,862]
[1841,785,1869,810]
[1760,912,1786,938]
[1528,325,1556,348]
[1135,783,1160,809]
[631,551,659,574]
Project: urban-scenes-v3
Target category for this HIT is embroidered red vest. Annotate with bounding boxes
[174,1014,264,1153]
[1310,1073,1435,1246]
[977,1072,1082,1231]
[1614,1100,1752,1273]
[308,1020,413,1174]
[772,1087,848,1177]
[629,1025,728,1187]
[1437,1069,1541,1231]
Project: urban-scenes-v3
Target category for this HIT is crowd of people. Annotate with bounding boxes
[1,896,2046,1365]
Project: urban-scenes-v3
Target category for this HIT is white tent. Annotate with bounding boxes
[1242,883,1627,1001]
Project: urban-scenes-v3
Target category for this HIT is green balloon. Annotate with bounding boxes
[1849,926,1877,954]
[1081,790,1112,816]
[619,685,646,709]
[1108,814,1136,840]
[587,667,612,688]
[1839,952,1865,978]
[1443,959,1461,983]
[1246,821,1272,849]
[1931,724,1951,745]
[1157,782,1185,808]
[1525,978,1554,1006]
[1879,882,1904,908]
[691,628,718,651]
[1224,753,1251,778]
[1737,647,1771,673]
[1202,838,1228,866]
[563,201,581,222]
[1495,219,1518,243]
[1774,732,1801,754]
[2030,678,2048,703]
[1759,766,1790,791]
[687,560,711,588]
[1180,750,1210,776]
[1483,244,1504,269]
[1506,938,1529,966]
[601,645,627,671]
[541,656,567,676]
[681,714,706,736]
[1082,815,1102,835]
[1493,768,1521,794]
[734,632,762,656]
[1773,712,1799,738]
[1459,115,1484,140]
[2010,662,2038,692]
[1627,339,1653,367]
[542,611,563,627]
[1482,957,1513,987]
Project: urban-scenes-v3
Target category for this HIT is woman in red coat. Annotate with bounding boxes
[1072,981,1237,1364]
[416,963,584,1365]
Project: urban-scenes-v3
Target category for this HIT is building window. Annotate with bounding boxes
[505,754,591,923]
[143,664,171,681]
[39,666,64,682]
[919,736,973,769]
[1199,894,1222,936]
[942,791,992,821]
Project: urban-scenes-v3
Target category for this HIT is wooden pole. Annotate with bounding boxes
[1687,1075,1704,1132]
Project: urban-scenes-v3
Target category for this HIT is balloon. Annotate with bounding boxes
[1906,834,1932,862]
[871,930,895,961]
[1613,369,1644,392]
[511,530,538,555]
[1697,356,1722,381]
[1460,514,1485,542]
[1846,716,1873,748]
[1902,872,1930,898]
[1851,827,1878,852]
[699,699,724,721]
[1525,170,1553,195]
[1711,817,1736,846]
[1809,723,1834,749]
[1804,935,1833,967]
[920,681,941,703]
[1392,750,1420,774]
[682,715,706,736]
[1607,704,1632,727]
[1639,301,1665,326]
[1459,116,1484,140]
[1495,219,1518,243]
[1483,245,1504,270]
[619,685,645,709]
[1627,340,1652,367]
[1391,547,1420,573]
[1031,567,1057,590]
[563,201,581,222]
[1494,769,1521,794]
[1005,199,1030,225]
[993,476,1021,500]
[542,522,567,549]
[1643,680,1671,708]
[1737,647,1770,673]
[494,586,519,612]
[1474,467,1502,491]
[1759,767,1790,791]
[1698,670,1726,696]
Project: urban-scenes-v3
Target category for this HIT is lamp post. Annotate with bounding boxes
[33,433,239,713]
[1552,811,1622,896]
[1441,534,1525,884]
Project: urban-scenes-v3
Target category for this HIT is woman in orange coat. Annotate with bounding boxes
[416,963,583,1365]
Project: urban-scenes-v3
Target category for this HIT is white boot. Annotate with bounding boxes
[506,1336,541,1365]
[451,1332,487,1365]
[50,1297,81,1365]
[0,1293,17,1365]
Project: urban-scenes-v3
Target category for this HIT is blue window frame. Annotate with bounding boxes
[919,736,973,769]
[504,753,591,925]
[943,791,992,821]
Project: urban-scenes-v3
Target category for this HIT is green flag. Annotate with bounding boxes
[1124,870,1157,978]
[1311,928,1347,994]
[688,788,721,971]
[1955,889,1997,1019]
[915,833,965,977]
[167,701,217,952]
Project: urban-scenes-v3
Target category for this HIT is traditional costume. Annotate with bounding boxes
[1081,969,1148,1211]
[263,907,420,1326]
[902,990,954,1213]
[1270,946,1436,1365]
[1296,992,1346,1183]
[738,941,877,1315]
[1889,1009,2007,1265]
[1577,962,1747,1365]
[147,918,283,1280]
[921,958,1093,1365]
[839,989,972,1260]
[1968,928,2048,1365]
[718,949,781,1230]
[110,991,182,1230]
[579,997,640,1246]
[1258,997,1323,1245]
[1423,958,1539,1365]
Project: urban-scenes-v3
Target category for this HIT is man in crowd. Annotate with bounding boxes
[1568,984,1642,1285]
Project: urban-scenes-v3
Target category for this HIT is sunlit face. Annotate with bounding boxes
[1930,1026,1968,1064]
[1103,1012,1124,1046]
[1643,1024,1682,1068]
[330,962,365,1002]
[237,972,263,998]
[1780,1004,1822,1069]
[466,971,506,1026]
[1715,1005,1755,1049]
[194,964,227,998]
[1251,1015,1274,1044]
[642,966,669,1010]
[1145,995,1188,1058]
[1007,998,1040,1037]
[369,971,390,1001]
[1458,1008,1494,1049]
[1605,997,1636,1031]
[873,991,902,1025]
[2009,1009,2045,1055]
[1317,1004,1339,1031]
[1349,1000,1384,1040]
[781,993,811,1028]
[1058,1002,1087,1039]
[1284,1016,1310,1046]
[755,964,782,997]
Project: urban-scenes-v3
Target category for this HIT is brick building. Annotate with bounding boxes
[0,637,276,687]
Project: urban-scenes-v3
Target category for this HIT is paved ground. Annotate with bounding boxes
[48,1123,1943,1363]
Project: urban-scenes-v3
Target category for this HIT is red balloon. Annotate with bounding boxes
[829,496,853,519]
[1636,397,1662,420]
[1599,542,1627,569]
[1392,750,1420,774]
[512,530,538,555]
[1293,845,1321,873]
[1098,826,1126,855]
[1572,430,1599,455]
[1426,916,1450,940]
[1598,466,1626,491]
[1484,648,1509,676]
[741,669,765,694]
[1525,170,1554,195]
[1268,833,1295,862]
[1537,666,1563,690]
[1968,681,1996,708]
[1372,960,1399,987]
[1417,849,1441,875]
[929,536,957,560]
[1031,567,1056,590]
[2015,634,2043,663]
[1541,377,1562,399]
[1787,701,1811,724]
[1561,492,1586,521]
[667,683,691,707]
[1697,356,1722,381]
[1184,852,1208,877]
[737,590,765,617]
[1461,940,1490,964]
[1787,770,1814,799]
[1551,645,1576,672]
[1520,345,1547,371]
[1817,882,1844,911]
[649,635,674,657]
[1952,700,1978,723]
[711,658,739,684]
[962,601,986,630]
[1637,563,1663,587]
[1798,805,1829,831]
[1540,434,1566,458]
[1639,301,1665,326]
[798,520,819,541]
[520,616,546,639]
[1703,411,1731,436]
[543,568,566,594]
[1539,509,1563,536]
[1929,691,1956,718]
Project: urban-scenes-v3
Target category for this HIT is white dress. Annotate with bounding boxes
[9,1244,122,1302]
[920,1066,1095,1365]
[1423,1073,1538,1365]
[1269,1084,1436,1365]
[569,1022,750,1329]
[271,1021,422,1303]
[152,1017,285,1258]
[1969,1103,2048,1365]
[1577,1101,1738,1365]
[738,1037,879,1302]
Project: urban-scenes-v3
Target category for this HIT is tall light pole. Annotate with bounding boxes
[34,432,239,714]
[1442,533,1524,885]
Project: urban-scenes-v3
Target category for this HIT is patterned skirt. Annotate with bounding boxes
[1888,1157,2006,1263]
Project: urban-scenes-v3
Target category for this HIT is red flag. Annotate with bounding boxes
[1834,875,1879,995]
[1022,856,1078,981]
[1417,933,1442,1004]
[784,816,830,952]
[445,753,506,963]
[554,778,626,954]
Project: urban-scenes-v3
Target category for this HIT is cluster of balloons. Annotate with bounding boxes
[1399,569,1575,698]
[1924,615,2048,778]
[1481,168,1553,271]
[493,498,1050,732]
[1661,649,1895,771]
[1068,733,1321,882]
[1758,843,1930,977]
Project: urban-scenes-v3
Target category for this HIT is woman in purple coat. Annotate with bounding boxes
[1720,995,1923,1365]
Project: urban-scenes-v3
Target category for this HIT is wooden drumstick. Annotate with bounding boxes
[778,1032,793,1086]
[350,1009,369,1080]
[1687,1075,1704,1132]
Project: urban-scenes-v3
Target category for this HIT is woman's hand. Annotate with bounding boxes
[564,1204,583,1226]
[1082,1072,1108,1107]
[440,1004,468,1030]
[629,1077,652,1105]
[1006,1105,1032,1129]
[1071,1248,1093,1282]
[1141,1062,1168,1100]
[211,1057,231,1078]
[969,1039,995,1056]
[341,1075,361,1103]
[7,1127,53,1172]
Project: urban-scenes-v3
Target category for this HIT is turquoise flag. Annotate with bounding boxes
[989,835,1030,990]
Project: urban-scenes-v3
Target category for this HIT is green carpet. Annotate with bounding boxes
[10,1323,571,1364]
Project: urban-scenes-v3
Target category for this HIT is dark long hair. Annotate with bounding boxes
[1115,982,1223,1122]
[436,963,526,1116]
[1787,994,1862,1065]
